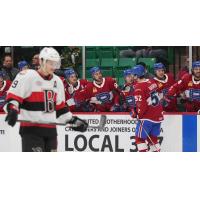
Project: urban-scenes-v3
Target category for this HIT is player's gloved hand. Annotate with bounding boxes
[5,103,18,127]
[130,109,137,119]
[69,116,88,132]
[111,104,121,112]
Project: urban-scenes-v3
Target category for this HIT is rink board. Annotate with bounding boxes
[0,113,199,152]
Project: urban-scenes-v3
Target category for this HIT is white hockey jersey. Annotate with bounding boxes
[5,69,72,128]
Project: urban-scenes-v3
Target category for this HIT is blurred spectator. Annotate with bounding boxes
[120,48,136,58]
[177,57,189,80]
[31,54,40,70]
[0,55,19,81]
[18,60,29,71]
[0,71,12,112]
[136,47,167,60]
[120,47,167,66]
[61,47,82,76]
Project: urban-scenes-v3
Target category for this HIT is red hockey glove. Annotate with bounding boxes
[130,109,137,119]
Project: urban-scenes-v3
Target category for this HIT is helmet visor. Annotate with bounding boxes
[46,59,61,69]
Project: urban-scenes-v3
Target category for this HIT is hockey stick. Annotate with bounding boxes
[136,119,160,152]
[17,115,107,129]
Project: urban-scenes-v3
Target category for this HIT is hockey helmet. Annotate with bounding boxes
[192,61,200,69]
[18,60,28,70]
[153,62,165,71]
[90,66,101,75]
[39,47,61,69]
[132,65,145,77]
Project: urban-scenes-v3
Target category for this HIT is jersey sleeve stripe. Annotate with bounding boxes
[20,122,56,128]
[56,107,69,118]
[21,101,48,111]
[56,102,66,110]
[6,93,24,104]
[24,92,57,102]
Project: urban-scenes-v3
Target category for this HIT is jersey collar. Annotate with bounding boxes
[37,70,53,80]
[93,77,105,88]
[192,76,200,84]
[69,79,80,91]
[154,74,168,83]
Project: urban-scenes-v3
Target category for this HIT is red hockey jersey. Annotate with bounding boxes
[154,73,177,112]
[167,74,200,112]
[0,80,11,112]
[74,77,120,112]
[134,79,164,122]
[64,79,90,112]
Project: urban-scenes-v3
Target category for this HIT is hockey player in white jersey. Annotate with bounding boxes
[4,47,88,152]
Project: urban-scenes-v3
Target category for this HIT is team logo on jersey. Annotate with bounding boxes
[96,92,111,103]
[188,81,193,87]
[43,90,55,113]
[93,87,97,93]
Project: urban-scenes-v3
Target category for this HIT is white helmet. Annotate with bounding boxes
[39,47,61,69]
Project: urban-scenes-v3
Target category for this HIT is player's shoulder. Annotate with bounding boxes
[180,73,191,83]
[16,69,37,80]
[105,76,115,82]
[87,81,94,88]
[6,79,12,85]
[166,72,175,80]
[148,78,156,84]
[53,74,65,85]
[80,79,89,85]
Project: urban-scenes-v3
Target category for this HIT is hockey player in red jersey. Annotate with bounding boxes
[153,63,177,112]
[167,61,200,113]
[63,68,92,112]
[0,71,11,112]
[131,65,164,152]
[121,69,136,112]
[74,66,121,112]
[4,47,88,152]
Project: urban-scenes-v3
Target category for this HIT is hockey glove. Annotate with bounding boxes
[5,103,18,127]
[130,108,137,119]
[69,116,88,132]
[111,104,121,112]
